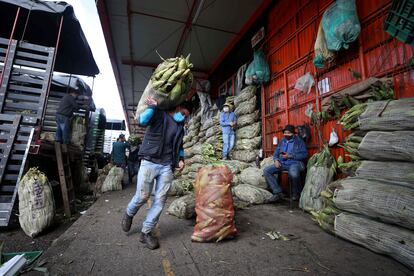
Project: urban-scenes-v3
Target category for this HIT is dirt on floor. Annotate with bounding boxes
[0,194,95,254]
[21,184,412,276]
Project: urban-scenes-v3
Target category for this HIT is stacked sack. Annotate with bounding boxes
[225,86,272,205]
[169,86,274,217]
[312,98,414,269]
[230,86,261,163]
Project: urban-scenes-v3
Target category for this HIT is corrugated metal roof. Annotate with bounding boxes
[99,0,267,133]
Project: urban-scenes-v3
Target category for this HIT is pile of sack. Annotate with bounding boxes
[169,85,275,219]
[311,98,414,269]
[230,85,261,163]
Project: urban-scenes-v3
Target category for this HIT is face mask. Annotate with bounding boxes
[173,112,185,122]
[223,107,230,112]
[284,135,293,140]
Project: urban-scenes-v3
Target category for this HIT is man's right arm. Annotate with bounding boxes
[273,143,281,161]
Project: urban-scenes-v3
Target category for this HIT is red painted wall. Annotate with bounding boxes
[262,0,414,159]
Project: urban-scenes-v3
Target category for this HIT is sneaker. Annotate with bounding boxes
[121,212,133,232]
[266,193,284,204]
[141,232,159,250]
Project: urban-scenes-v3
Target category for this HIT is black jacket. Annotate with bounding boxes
[138,110,184,169]
[57,94,78,117]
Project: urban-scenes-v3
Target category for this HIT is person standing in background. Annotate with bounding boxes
[111,134,130,168]
[220,103,237,160]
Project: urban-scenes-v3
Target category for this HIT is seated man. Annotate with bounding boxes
[263,125,308,203]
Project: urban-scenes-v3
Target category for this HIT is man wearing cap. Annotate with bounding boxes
[111,134,130,168]
[263,125,308,203]
[220,103,237,160]
[55,89,81,144]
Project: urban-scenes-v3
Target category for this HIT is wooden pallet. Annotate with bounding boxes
[0,114,35,226]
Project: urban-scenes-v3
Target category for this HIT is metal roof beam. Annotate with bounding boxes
[121,59,208,77]
[174,0,200,57]
[130,10,237,35]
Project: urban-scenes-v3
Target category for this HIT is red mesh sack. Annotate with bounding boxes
[191,165,237,242]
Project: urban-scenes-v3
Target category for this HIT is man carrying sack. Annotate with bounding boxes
[121,96,188,250]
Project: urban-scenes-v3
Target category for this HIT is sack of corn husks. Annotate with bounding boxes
[358,131,414,162]
[94,163,114,197]
[205,126,221,139]
[222,160,250,175]
[168,179,193,197]
[167,193,195,219]
[235,96,257,117]
[339,98,414,131]
[260,157,274,168]
[186,129,198,140]
[135,55,193,118]
[102,167,124,192]
[235,136,261,151]
[18,168,55,238]
[330,177,414,230]
[206,135,218,144]
[188,121,201,132]
[232,174,241,186]
[239,167,267,189]
[183,140,195,149]
[335,213,414,270]
[234,86,256,107]
[188,163,204,173]
[230,150,258,163]
[40,131,55,142]
[300,145,336,212]
[201,118,215,131]
[71,116,86,150]
[186,155,204,166]
[232,184,272,204]
[237,111,259,128]
[184,144,203,159]
[355,161,414,187]
[236,122,261,139]
[192,165,237,242]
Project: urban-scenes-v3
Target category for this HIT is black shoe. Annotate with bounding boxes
[121,212,133,232]
[141,232,159,250]
[266,193,284,204]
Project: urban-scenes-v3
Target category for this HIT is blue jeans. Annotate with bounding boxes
[222,132,235,158]
[263,162,305,197]
[126,160,173,234]
[55,114,71,144]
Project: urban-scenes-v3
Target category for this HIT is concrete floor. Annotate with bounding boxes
[31,184,412,276]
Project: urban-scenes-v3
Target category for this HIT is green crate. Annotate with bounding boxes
[384,0,414,46]
[1,251,43,266]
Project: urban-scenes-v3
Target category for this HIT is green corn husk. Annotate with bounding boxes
[335,213,414,270]
[300,144,337,212]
